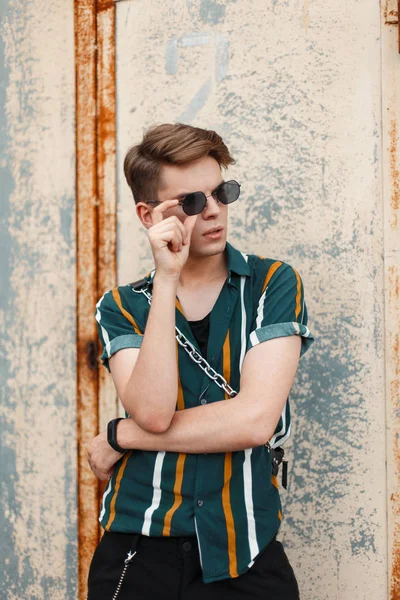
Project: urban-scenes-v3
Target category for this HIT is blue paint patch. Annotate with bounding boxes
[0,419,22,598]
[165,38,178,75]
[64,437,78,600]
[215,35,229,82]
[200,0,226,24]
[278,260,377,552]
[60,193,74,247]
[373,142,378,164]
[176,77,212,124]
[0,5,22,594]
[40,575,59,600]
[0,159,14,314]
[350,508,377,555]
[180,31,211,47]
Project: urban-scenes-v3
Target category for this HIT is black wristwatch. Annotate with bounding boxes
[107,418,128,454]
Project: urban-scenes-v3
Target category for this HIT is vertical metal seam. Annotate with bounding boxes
[95,0,118,535]
[379,7,391,598]
[381,5,400,597]
[75,2,99,598]
[75,0,117,598]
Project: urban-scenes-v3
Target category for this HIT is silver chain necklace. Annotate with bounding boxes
[131,282,273,451]
[134,286,238,399]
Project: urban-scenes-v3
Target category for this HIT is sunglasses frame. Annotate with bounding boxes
[146,180,241,215]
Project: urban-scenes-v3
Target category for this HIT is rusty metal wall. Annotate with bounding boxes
[0,1,77,599]
[74,0,118,595]
[115,1,389,599]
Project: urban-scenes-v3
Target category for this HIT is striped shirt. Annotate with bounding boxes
[94,241,315,583]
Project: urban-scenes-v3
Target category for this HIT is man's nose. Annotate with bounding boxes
[202,194,221,217]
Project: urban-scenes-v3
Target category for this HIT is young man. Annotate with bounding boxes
[87,123,314,599]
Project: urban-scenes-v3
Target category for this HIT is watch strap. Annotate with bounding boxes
[107,418,128,454]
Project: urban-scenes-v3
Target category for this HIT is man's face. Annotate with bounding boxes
[150,155,229,259]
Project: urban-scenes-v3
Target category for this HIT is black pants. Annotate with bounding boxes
[87,531,300,599]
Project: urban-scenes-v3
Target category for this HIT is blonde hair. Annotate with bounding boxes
[123,123,235,203]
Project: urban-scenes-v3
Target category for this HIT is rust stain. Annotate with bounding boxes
[384,0,399,24]
[391,434,400,600]
[388,265,400,303]
[389,119,400,229]
[97,0,114,11]
[96,0,117,297]
[95,0,117,534]
[75,0,117,598]
[74,1,99,598]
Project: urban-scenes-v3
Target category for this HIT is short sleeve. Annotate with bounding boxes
[247,262,315,357]
[95,287,144,372]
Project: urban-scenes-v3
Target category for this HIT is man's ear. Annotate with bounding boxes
[136,202,153,229]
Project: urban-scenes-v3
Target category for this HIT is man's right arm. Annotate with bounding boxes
[106,199,198,433]
[109,274,179,433]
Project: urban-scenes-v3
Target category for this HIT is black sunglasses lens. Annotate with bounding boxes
[182,192,206,215]
[216,181,240,204]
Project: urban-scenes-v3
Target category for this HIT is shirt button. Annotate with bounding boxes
[197,500,204,507]
[200,398,207,405]
[182,541,192,552]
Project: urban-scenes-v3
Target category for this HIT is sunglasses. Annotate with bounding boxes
[147,180,241,216]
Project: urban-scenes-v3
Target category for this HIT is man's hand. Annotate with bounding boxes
[148,199,198,278]
[87,431,125,480]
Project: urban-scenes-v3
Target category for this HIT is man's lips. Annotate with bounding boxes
[203,227,223,236]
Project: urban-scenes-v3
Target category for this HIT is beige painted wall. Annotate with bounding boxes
[115,1,388,599]
[0,1,77,598]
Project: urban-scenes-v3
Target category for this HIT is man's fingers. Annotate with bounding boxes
[87,457,114,480]
[160,229,183,253]
[148,219,186,252]
[98,469,113,481]
[151,199,179,225]
[151,217,186,239]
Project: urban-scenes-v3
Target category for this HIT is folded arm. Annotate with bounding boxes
[88,335,301,478]
[118,334,301,452]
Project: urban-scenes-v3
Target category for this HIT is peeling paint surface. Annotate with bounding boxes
[116,1,387,598]
[0,1,77,598]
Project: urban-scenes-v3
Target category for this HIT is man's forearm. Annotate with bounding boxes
[117,393,273,454]
[121,274,179,431]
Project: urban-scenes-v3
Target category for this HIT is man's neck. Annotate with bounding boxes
[178,250,227,288]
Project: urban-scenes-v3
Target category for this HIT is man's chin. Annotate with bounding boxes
[189,237,227,258]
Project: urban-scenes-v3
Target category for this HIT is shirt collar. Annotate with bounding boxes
[225,241,251,278]
[145,241,250,288]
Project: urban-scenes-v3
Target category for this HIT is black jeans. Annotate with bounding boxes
[87,531,300,599]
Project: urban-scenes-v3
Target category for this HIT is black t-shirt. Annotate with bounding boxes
[188,313,210,358]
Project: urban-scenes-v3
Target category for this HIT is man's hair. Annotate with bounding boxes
[123,123,235,204]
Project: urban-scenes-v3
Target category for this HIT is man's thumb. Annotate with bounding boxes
[184,214,198,242]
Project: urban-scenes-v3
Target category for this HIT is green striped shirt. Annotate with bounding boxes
[95,242,314,583]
